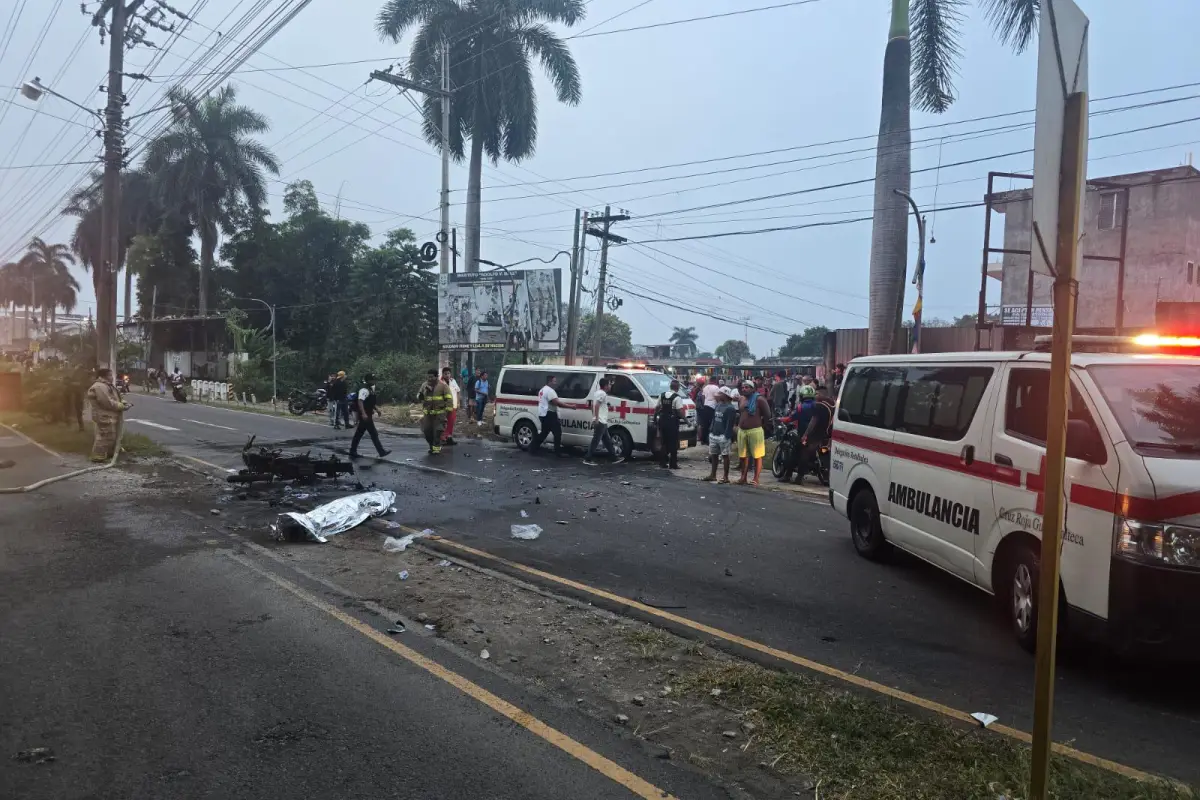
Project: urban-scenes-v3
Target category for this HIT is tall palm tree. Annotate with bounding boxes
[377,0,585,273]
[867,0,1039,354]
[18,237,76,334]
[669,326,698,355]
[144,84,279,315]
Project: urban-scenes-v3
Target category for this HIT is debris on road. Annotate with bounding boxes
[970,712,999,728]
[383,530,431,552]
[511,524,542,540]
[398,570,409,581]
[274,490,397,542]
[13,747,55,764]
[438,559,451,567]
[228,435,355,485]
[520,509,529,518]
[209,509,220,516]
[480,649,490,660]
[614,714,630,725]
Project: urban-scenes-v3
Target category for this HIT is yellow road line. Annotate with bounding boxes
[412,529,1160,784]
[225,551,677,800]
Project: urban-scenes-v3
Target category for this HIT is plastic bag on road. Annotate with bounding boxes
[383,529,433,553]
[277,490,397,542]
[511,524,542,540]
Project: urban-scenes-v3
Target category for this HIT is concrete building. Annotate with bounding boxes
[990,165,1200,332]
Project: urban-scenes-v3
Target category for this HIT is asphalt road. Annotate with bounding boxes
[125,395,1200,783]
[0,463,726,800]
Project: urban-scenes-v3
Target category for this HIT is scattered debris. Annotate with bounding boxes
[383,530,431,552]
[724,568,733,577]
[209,509,220,515]
[511,524,543,540]
[971,712,999,728]
[480,649,490,660]
[534,497,541,505]
[387,627,406,635]
[722,730,738,739]
[632,695,645,706]
[13,747,55,764]
[588,507,598,512]
[274,490,397,542]
[228,436,354,485]
[424,624,436,631]
[398,570,409,581]
[614,714,630,725]
[555,520,569,526]
[437,559,451,567]
[710,688,722,697]
[382,520,402,529]
[520,510,529,518]
[821,636,837,643]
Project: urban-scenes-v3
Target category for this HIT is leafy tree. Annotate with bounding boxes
[145,84,279,315]
[715,339,752,364]
[669,326,698,355]
[779,326,830,358]
[577,312,632,358]
[376,0,584,272]
[952,312,999,327]
[695,351,714,359]
[867,0,1039,354]
[345,229,437,356]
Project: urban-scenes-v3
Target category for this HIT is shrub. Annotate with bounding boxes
[346,352,434,404]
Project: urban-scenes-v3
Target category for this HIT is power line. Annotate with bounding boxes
[569,0,822,39]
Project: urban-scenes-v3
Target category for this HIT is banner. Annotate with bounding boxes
[437,268,563,352]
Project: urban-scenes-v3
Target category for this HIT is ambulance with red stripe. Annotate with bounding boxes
[494,364,697,461]
[829,336,1200,653]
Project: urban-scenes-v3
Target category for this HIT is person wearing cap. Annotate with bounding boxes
[655,378,686,469]
[419,369,454,455]
[86,366,129,462]
[328,370,349,429]
[736,379,772,486]
[703,386,738,483]
[350,372,390,459]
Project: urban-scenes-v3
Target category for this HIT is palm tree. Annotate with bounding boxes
[18,237,76,335]
[867,0,1039,354]
[669,326,698,356]
[144,84,279,315]
[377,0,584,273]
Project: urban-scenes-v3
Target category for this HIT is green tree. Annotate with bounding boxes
[345,228,438,356]
[577,312,632,358]
[868,0,1038,354]
[18,237,77,334]
[715,339,752,364]
[779,326,830,358]
[376,0,584,273]
[145,84,279,316]
[669,326,698,355]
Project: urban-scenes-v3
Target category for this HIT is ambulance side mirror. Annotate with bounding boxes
[1065,419,1104,463]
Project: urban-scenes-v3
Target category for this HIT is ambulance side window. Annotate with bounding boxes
[898,367,993,441]
[500,370,543,396]
[556,373,595,400]
[839,367,904,429]
[1005,369,1096,445]
[607,375,643,402]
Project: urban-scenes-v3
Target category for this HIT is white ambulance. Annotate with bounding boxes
[494,364,697,460]
[828,336,1200,654]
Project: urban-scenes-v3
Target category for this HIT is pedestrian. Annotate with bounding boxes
[770,370,789,416]
[655,378,686,470]
[735,380,772,486]
[441,366,460,446]
[699,376,719,445]
[327,371,348,429]
[349,372,391,460]
[158,365,166,395]
[583,377,625,466]
[466,368,480,422]
[419,370,454,455]
[86,366,127,463]
[474,370,490,423]
[62,365,87,431]
[530,374,564,456]
[702,386,737,483]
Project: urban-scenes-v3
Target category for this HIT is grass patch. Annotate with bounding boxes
[674,661,1191,800]
[0,412,165,459]
[625,628,672,661]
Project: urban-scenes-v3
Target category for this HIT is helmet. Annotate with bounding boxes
[798,384,816,400]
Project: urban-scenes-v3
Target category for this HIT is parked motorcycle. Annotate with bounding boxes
[287,387,328,416]
[771,422,830,486]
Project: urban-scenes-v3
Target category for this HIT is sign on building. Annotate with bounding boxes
[1002,305,1054,327]
[437,268,563,352]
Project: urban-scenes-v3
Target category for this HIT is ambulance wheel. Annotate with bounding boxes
[513,420,537,451]
[849,488,889,561]
[610,428,634,461]
[1002,542,1041,654]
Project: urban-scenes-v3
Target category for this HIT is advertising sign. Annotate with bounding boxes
[437,268,562,352]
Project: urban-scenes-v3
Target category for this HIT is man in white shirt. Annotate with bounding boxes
[699,377,720,446]
[530,374,564,456]
[584,377,625,466]
[440,367,460,446]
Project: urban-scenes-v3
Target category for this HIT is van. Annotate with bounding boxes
[827,341,1200,653]
[494,365,697,460]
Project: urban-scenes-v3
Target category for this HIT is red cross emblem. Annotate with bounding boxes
[613,401,632,420]
[1025,455,1048,514]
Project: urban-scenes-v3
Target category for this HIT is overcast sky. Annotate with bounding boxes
[1,0,1196,356]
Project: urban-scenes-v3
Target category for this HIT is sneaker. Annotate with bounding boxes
[612,456,626,464]
[583,459,598,466]
[431,446,442,454]
[377,449,391,458]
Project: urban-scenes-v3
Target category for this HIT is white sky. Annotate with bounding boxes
[0,0,1196,356]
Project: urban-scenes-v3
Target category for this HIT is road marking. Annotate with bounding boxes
[225,551,676,800]
[126,419,181,431]
[412,530,1163,785]
[180,455,237,474]
[374,454,493,483]
[183,418,239,431]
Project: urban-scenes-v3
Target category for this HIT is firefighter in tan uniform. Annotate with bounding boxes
[86,367,128,462]
[418,370,454,455]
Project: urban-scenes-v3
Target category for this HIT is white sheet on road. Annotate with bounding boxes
[277,490,397,543]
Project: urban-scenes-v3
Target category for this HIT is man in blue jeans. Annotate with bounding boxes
[474,371,490,422]
[583,377,626,466]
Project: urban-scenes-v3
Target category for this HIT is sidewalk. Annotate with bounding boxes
[673,441,829,501]
[0,425,87,490]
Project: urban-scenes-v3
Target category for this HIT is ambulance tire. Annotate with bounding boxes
[1001,541,1041,654]
[849,488,890,561]
[610,428,634,462]
[513,419,538,451]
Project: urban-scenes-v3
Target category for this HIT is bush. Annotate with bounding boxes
[346,352,433,404]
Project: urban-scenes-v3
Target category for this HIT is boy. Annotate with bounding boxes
[703,386,737,484]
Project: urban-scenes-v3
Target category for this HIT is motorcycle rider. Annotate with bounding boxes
[777,390,816,483]
[169,367,186,401]
[795,389,835,483]
[349,372,391,459]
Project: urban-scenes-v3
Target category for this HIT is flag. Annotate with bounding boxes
[911,288,923,354]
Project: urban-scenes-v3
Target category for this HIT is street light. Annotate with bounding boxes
[231,296,276,407]
[19,77,104,121]
[893,189,927,355]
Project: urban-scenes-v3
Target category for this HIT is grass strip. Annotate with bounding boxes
[0,412,164,459]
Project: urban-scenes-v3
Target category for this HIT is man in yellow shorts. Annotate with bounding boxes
[736,380,772,486]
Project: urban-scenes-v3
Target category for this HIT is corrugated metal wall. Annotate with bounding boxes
[834,326,997,363]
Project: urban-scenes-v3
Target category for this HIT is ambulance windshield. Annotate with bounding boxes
[1091,365,1200,455]
[636,373,675,399]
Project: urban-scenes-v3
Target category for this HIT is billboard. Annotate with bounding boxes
[438,268,562,352]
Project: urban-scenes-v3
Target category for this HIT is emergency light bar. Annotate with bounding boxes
[1032,334,1200,353]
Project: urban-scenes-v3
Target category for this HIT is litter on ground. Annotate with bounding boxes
[511,524,543,540]
[383,530,432,552]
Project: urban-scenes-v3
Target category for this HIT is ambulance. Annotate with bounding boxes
[494,364,697,460]
[827,335,1200,654]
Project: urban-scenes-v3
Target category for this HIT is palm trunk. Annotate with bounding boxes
[867,0,912,356]
[50,306,57,334]
[199,221,216,316]
[464,93,484,274]
[123,264,132,322]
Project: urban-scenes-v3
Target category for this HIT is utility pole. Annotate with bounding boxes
[564,209,582,364]
[570,211,588,361]
[587,206,629,364]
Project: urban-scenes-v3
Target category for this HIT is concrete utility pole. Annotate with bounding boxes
[564,209,582,364]
[570,211,588,361]
[587,206,629,363]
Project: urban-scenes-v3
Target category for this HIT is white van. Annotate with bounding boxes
[494,365,697,460]
[828,339,1200,653]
